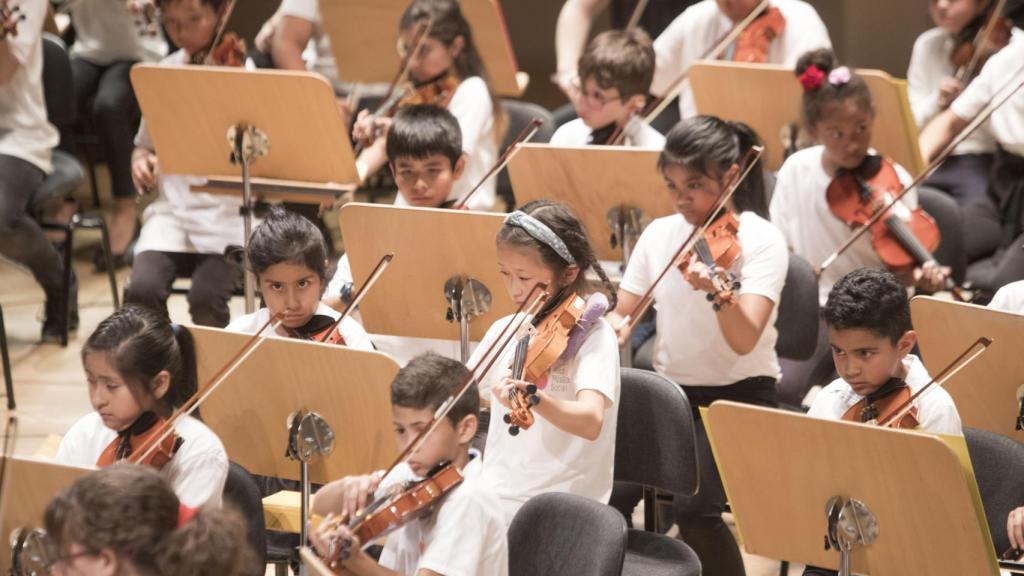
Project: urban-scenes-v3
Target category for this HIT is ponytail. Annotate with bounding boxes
[794,48,873,128]
[168,323,198,410]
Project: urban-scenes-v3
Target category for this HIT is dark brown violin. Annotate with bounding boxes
[951,0,1012,84]
[0,0,23,39]
[96,411,182,470]
[285,314,348,346]
[678,210,743,310]
[732,5,785,63]
[841,378,920,429]
[189,0,244,66]
[826,155,943,274]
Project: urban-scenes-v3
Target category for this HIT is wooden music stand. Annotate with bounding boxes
[130,65,359,311]
[705,401,997,575]
[1,458,90,573]
[689,62,925,174]
[507,144,673,262]
[299,546,335,576]
[339,203,515,348]
[320,0,525,96]
[911,296,1024,443]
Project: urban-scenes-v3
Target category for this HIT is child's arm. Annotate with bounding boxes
[919,108,969,163]
[309,519,401,576]
[312,472,383,519]
[0,33,17,85]
[270,15,313,71]
[494,380,610,441]
[131,146,159,194]
[681,261,775,355]
[607,288,642,347]
[554,0,608,97]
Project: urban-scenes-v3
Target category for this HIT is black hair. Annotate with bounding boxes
[578,28,656,99]
[82,306,198,414]
[657,115,769,218]
[822,268,912,344]
[247,207,329,288]
[399,0,507,144]
[155,0,228,10]
[45,463,259,576]
[794,49,873,127]
[386,104,463,168]
[391,352,478,427]
[496,199,618,310]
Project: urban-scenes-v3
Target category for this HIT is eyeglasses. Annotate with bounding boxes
[570,78,624,108]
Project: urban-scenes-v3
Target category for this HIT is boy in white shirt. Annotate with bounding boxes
[312,352,508,576]
[0,1,70,342]
[989,279,1024,313]
[651,0,832,119]
[550,28,666,147]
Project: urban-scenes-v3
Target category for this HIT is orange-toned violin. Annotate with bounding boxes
[678,210,743,310]
[0,0,23,39]
[96,411,182,470]
[286,315,348,346]
[951,0,1012,84]
[189,0,244,66]
[733,5,785,63]
[841,379,920,430]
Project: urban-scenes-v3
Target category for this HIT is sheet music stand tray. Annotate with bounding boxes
[705,401,997,575]
[507,144,672,263]
[689,62,924,174]
[912,295,1024,443]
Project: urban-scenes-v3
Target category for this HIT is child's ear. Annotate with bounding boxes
[388,162,397,179]
[562,264,581,286]
[449,35,466,59]
[455,413,478,444]
[625,93,646,114]
[896,330,917,357]
[98,547,119,575]
[452,154,467,180]
[151,370,172,401]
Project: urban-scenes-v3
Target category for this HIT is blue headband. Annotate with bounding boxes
[504,211,577,266]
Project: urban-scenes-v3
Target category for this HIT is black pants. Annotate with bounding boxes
[961,150,1024,293]
[0,155,65,298]
[922,153,992,207]
[609,376,777,576]
[125,250,240,327]
[777,318,835,406]
[71,57,141,200]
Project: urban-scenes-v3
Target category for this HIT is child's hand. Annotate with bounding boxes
[131,148,159,195]
[353,111,391,146]
[938,77,965,109]
[913,261,951,293]
[682,260,718,295]
[1009,506,1024,553]
[309,515,366,570]
[493,377,530,410]
[335,98,354,130]
[606,311,632,347]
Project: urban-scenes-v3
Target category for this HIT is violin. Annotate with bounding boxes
[189,0,244,66]
[325,462,464,568]
[285,314,348,346]
[732,6,785,63]
[0,0,23,39]
[826,155,945,275]
[841,378,920,430]
[96,411,183,470]
[951,0,1012,84]
[677,210,743,310]
[397,70,460,110]
[128,0,160,37]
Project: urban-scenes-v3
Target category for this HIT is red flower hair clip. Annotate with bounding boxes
[799,64,825,92]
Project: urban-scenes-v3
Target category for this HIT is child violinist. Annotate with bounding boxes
[549,28,665,147]
[469,199,620,523]
[125,0,249,328]
[907,0,1019,205]
[770,50,952,405]
[226,207,373,350]
[55,306,228,508]
[353,0,503,211]
[311,352,508,576]
[607,115,787,576]
[42,464,258,576]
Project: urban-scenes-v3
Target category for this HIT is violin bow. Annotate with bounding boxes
[452,118,545,210]
[956,0,1008,83]
[0,415,17,521]
[625,0,650,30]
[876,337,992,428]
[196,0,237,65]
[318,253,395,344]
[818,62,1024,276]
[618,145,763,331]
[132,313,284,464]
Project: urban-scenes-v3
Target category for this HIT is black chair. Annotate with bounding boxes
[38,33,120,346]
[964,427,1024,554]
[508,492,627,576]
[221,462,268,576]
[496,99,555,211]
[0,303,13,409]
[775,252,820,362]
[612,368,702,576]
[918,185,968,285]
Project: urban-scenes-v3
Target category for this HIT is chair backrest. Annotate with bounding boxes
[40,33,76,149]
[775,252,819,361]
[508,492,627,576]
[614,368,699,497]
[964,427,1024,554]
[221,462,268,574]
[917,186,967,284]
[497,99,555,210]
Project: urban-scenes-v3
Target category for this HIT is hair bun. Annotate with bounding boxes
[794,48,836,78]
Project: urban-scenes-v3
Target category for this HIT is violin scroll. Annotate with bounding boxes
[0,0,23,39]
[503,384,539,436]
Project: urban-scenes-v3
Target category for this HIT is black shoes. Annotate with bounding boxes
[42,272,79,344]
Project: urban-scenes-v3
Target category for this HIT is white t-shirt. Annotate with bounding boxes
[907,27,1022,155]
[226,301,374,351]
[56,412,229,507]
[950,39,1024,157]
[69,0,167,65]
[807,354,962,435]
[325,253,353,301]
[133,50,251,255]
[393,76,498,212]
[0,1,60,173]
[988,280,1024,313]
[651,0,832,118]
[620,211,788,386]
[377,458,508,576]
[549,117,667,148]
[469,312,620,522]
[769,146,917,305]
